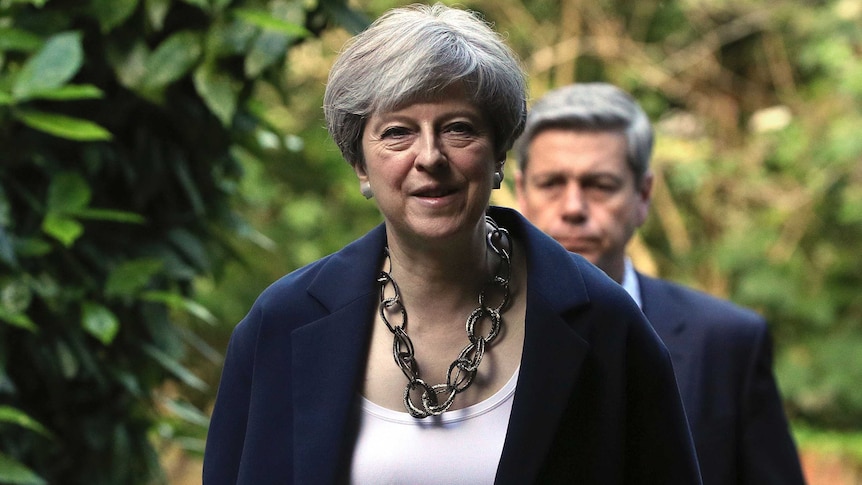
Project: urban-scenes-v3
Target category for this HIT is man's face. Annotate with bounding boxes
[515,128,652,282]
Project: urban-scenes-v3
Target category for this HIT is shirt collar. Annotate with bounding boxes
[620,257,642,309]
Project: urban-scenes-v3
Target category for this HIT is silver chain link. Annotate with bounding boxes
[376,215,512,418]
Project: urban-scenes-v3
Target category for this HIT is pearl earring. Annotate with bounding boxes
[360,181,373,199]
[492,171,503,189]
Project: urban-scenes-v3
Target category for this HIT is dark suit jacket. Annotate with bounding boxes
[203,207,701,484]
[638,274,806,485]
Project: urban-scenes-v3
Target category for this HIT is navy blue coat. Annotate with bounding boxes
[203,207,701,484]
[638,274,806,485]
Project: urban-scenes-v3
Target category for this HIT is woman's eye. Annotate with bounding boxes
[446,122,474,134]
[381,126,409,138]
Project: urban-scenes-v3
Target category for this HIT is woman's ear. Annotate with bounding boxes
[354,163,373,199]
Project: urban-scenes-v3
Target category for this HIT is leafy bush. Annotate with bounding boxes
[0,0,360,483]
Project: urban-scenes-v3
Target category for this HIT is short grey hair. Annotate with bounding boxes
[515,83,654,182]
[324,3,527,168]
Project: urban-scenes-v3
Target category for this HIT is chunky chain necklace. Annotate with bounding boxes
[376,215,512,418]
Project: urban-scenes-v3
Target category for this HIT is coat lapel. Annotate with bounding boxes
[637,273,692,401]
[492,209,592,484]
[291,225,386,485]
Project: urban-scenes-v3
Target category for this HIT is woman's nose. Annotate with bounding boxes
[414,132,447,172]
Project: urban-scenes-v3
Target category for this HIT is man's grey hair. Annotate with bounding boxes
[323,3,527,168]
[515,83,654,182]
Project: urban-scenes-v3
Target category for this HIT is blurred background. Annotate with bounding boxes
[1,0,860,483]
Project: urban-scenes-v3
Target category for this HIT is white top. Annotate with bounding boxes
[621,257,643,309]
[349,367,520,485]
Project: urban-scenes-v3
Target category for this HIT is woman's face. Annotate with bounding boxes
[357,85,499,247]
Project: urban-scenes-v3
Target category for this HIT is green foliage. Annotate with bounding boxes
[0,0,360,482]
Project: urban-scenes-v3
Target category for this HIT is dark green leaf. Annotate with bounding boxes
[46,172,91,212]
[13,238,52,257]
[12,31,83,100]
[91,0,140,33]
[15,110,113,141]
[104,259,164,299]
[69,208,146,224]
[81,301,120,345]
[0,452,46,485]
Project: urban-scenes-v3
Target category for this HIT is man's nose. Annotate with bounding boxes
[562,182,587,222]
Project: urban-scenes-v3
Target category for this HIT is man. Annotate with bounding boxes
[514,83,806,485]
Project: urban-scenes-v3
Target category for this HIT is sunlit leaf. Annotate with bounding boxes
[0,91,11,106]
[0,307,37,332]
[0,406,53,437]
[162,398,210,427]
[104,259,164,298]
[81,301,120,345]
[40,213,83,247]
[0,27,43,52]
[22,84,103,101]
[15,110,112,141]
[12,31,83,100]
[0,452,46,485]
[232,8,311,37]
[144,0,171,31]
[141,290,218,325]
[141,343,208,391]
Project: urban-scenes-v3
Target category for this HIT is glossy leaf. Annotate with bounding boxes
[12,31,83,100]
[0,453,46,485]
[140,31,203,91]
[193,64,238,126]
[244,31,289,78]
[81,301,120,345]
[0,27,43,52]
[141,343,208,391]
[40,213,83,247]
[15,110,113,141]
[232,8,312,37]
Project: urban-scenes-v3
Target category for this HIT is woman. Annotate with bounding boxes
[203,4,701,484]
